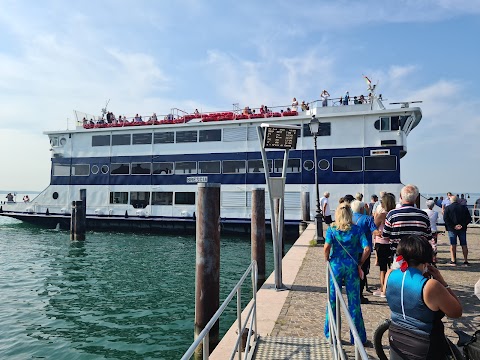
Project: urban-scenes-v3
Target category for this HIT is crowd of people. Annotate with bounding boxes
[81,90,381,127]
[322,185,467,358]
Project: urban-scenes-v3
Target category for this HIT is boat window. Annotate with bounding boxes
[131,162,151,175]
[303,160,314,171]
[91,165,99,174]
[111,163,130,175]
[380,117,390,131]
[101,165,109,174]
[130,191,150,208]
[112,134,131,146]
[132,133,153,145]
[319,159,330,171]
[53,164,70,176]
[152,162,173,175]
[152,162,174,175]
[154,132,174,144]
[72,164,90,176]
[50,137,59,147]
[110,192,128,204]
[332,157,363,172]
[152,192,173,205]
[175,161,197,174]
[199,161,221,174]
[303,123,331,136]
[223,160,246,174]
[391,116,400,131]
[248,159,272,173]
[176,130,198,143]
[175,192,195,205]
[365,155,397,171]
[274,159,301,173]
[92,135,111,146]
[199,129,221,142]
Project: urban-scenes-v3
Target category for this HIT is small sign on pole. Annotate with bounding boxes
[263,125,299,149]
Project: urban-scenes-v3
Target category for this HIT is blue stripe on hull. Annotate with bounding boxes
[51,147,402,186]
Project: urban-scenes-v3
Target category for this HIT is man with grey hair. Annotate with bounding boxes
[444,195,472,266]
[320,191,332,225]
[383,184,432,253]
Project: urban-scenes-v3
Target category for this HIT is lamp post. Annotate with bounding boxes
[309,115,325,243]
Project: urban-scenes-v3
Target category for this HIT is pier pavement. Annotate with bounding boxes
[211,225,480,359]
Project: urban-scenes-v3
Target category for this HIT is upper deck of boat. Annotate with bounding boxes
[44,97,422,136]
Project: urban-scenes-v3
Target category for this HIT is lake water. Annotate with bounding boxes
[0,216,281,359]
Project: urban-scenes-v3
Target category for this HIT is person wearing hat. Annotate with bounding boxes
[424,199,439,265]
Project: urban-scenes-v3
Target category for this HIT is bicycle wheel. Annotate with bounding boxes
[373,319,391,360]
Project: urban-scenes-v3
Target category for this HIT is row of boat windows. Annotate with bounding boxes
[90,123,331,147]
[111,191,196,207]
[52,155,397,177]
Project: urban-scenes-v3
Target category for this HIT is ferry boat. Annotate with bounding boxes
[0,90,422,235]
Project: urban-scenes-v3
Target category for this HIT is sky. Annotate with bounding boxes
[0,0,479,194]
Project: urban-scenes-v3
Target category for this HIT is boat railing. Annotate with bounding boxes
[326,261,369,360]
[180,261,258,360]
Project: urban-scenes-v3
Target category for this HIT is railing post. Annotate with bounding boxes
[251,189,266,288]
[194,183,221,360]
[300,191,310,233]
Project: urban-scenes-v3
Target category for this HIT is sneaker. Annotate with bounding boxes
[373,290,385,297]
[463,261,470,267]
[360,297,370,304]
[448,261,457,266]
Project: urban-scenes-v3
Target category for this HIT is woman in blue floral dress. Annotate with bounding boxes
[324,204,371,344]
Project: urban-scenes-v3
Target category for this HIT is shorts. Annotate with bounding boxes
[448,229,467,246]
[375,243,391,272]
[324,215,332,225]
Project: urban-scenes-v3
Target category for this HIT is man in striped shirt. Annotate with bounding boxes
[382,184,432,251]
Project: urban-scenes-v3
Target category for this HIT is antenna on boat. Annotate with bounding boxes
[101,99,110,119]
[389,101,422,108]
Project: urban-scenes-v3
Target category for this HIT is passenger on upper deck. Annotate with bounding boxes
[353,96,360,104]
[301,101,307,111]
[359,94,366,104]
[6,193,14,202]
[23,195,30,202]
[194,109,200,116]
[291,98,298,111]
[151,113,157,121]
[134,114,142,122]
[260,105,265,114]
[343,92,350,105]
[82,117,87,125]
[321,90,330,107]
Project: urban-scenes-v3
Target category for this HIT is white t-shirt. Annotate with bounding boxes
[424,208,438,232]
[320,197,330,216]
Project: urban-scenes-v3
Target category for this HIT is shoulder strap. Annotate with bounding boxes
[332,229,358,265]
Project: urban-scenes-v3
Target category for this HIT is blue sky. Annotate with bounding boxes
[0,0,479,194]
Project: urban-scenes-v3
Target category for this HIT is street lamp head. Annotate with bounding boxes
[309,115,320,135]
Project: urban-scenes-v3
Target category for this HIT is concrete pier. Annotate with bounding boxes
[211,225,480,359]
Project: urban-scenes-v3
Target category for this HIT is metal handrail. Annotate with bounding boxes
[326,261,369,360]
[181,261,258,360]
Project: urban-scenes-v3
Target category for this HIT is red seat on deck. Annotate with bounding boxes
[271,112,282,117]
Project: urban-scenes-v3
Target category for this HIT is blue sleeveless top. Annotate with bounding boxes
[386,268,435,335]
